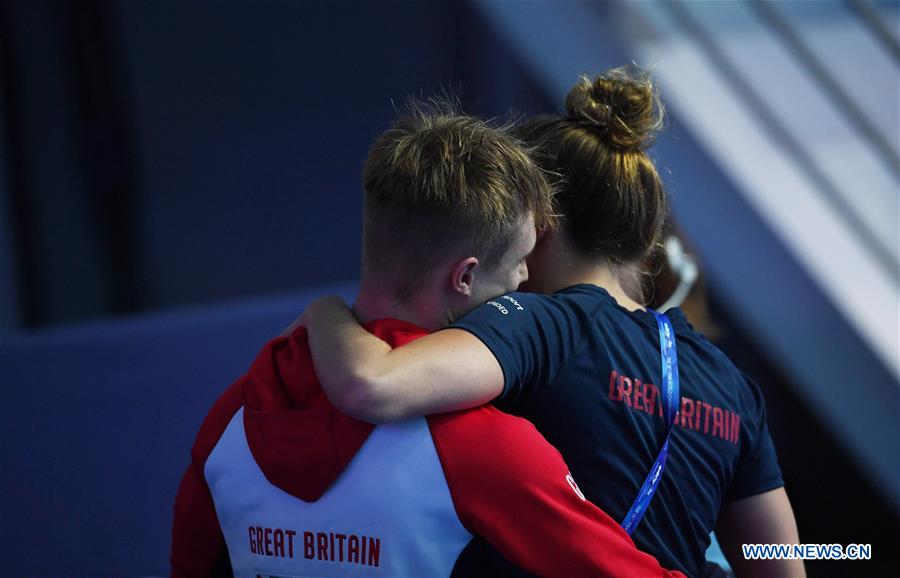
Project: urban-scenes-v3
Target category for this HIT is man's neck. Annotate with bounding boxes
[352,278,447,332]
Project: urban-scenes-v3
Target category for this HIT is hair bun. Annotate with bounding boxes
[565,66,664,151]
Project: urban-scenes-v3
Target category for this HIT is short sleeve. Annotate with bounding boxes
[725,373,784,501]
[451,292,589,402]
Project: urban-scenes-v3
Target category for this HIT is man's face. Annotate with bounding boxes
[465,213,536,314]
[517,225,555,294]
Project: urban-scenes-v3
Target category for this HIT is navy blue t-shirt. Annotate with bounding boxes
[452,284,783,578]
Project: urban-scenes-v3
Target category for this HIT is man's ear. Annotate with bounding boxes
[449,257,479,296]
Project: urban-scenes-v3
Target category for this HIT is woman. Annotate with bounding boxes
[300,67,803,578]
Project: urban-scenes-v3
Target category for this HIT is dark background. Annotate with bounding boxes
[0,0,551,328]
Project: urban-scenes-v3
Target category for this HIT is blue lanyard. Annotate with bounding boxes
[621,310,680,535]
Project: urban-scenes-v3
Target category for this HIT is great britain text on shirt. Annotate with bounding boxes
[248,525,381,568]
[608,370,740,444]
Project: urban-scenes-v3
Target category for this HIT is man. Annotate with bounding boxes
[170,101,684,577]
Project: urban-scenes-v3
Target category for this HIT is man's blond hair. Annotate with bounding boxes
[362,99,554,302]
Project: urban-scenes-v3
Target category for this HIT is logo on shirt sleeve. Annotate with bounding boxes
[566,472,586,501]
[485,295,526,316]
[500,295,525,311]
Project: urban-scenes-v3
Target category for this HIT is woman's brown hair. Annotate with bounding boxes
[518,66,668,265]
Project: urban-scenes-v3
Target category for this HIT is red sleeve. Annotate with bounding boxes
[170,379,244,578]
[428,407,685,578]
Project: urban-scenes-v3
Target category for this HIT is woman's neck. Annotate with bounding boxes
[531,230,646,312]
[556,264,646,312]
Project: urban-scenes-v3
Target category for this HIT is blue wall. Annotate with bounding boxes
[0,284,356,576]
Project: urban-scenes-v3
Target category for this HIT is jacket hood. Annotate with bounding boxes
[241,317,427,502]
